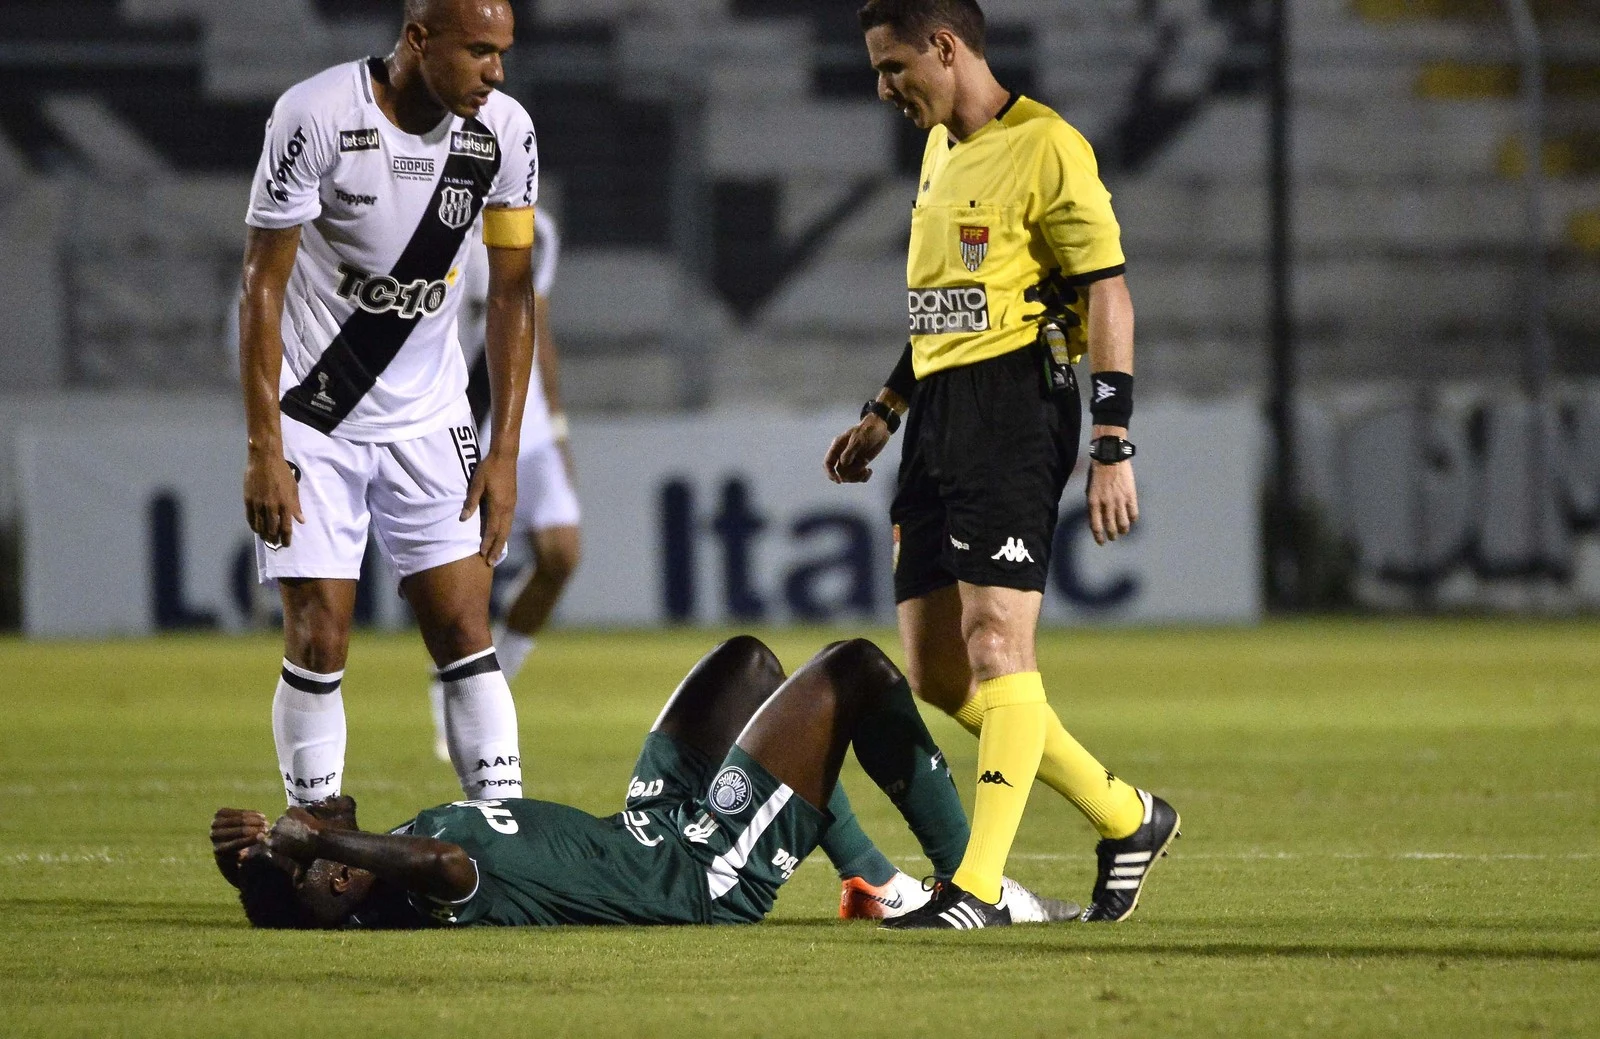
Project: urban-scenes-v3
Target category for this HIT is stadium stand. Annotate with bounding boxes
[0,0,1593,406]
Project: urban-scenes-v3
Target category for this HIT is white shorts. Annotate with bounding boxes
[256,399,487,582]
[515,437,581,534]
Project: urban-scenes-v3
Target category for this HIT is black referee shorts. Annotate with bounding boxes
[890,343,1081,603]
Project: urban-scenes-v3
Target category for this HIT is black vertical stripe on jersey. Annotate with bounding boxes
[281,117,503,434]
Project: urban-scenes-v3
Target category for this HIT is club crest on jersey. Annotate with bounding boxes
[959,225,989,272]
[450,130,497,161]
[709,766,752,815]
[339,128,380,152]
[438,187,474,230]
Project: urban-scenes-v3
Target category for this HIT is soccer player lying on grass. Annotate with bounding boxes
[211,637,1083,929]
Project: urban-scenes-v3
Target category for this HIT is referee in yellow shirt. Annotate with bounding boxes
[825,0,1179,928]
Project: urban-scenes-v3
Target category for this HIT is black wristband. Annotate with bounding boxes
[1088,371,1133,428]
[861,399,901,434]
[884,342,917,402]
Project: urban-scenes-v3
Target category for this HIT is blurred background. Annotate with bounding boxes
[0,0,1596,637]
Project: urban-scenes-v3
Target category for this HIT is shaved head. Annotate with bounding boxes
[385,0,515,122]
[403,0,509,31]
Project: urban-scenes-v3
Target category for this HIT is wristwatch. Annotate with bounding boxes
[1088,436,1136,464]
[860,400,901,434]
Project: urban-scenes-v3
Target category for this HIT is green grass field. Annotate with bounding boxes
[2,621,1597,1037]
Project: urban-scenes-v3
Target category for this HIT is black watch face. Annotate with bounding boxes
[1092,438,1131,463]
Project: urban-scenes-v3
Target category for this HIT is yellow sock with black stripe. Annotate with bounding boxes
[952,687,1144,841]
[950,672,1048,905]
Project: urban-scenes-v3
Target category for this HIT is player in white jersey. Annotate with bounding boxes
[429,210,581,760]
[238,0,537,807]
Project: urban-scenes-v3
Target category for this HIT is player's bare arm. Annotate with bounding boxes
[464,231,535,563]
[266,806,477,902]
[1085,274,1138,545]
[238,226,306,548]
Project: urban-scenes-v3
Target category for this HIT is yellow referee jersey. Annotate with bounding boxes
[906,96,1125,378]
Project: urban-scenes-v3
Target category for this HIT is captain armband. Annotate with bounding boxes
[1088,371,1133,428]
[483,207,535,249]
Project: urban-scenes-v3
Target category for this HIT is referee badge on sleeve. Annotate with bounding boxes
[958,225,989,272]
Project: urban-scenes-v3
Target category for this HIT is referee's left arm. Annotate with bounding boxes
[1083,274,1139,545]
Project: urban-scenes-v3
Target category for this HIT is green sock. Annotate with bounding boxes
[819,784,896,884]
[852,678,970,879]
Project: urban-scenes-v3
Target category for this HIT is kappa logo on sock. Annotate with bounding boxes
[1105,768,1117,786]
[978,770,1014,787]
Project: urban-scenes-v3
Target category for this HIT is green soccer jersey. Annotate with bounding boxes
[385,742,828,928]
[404,797,712,927]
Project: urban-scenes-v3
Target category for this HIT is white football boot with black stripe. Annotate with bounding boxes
[1079,789,1180,922]
[1002,876,1081,923]
[879,879,1011,930]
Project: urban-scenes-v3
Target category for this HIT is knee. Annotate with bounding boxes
[425,615,492,665]
[900,654,966,715]
[822,638,903,695]
[535,530,581,585]
[962,615,1025,679]
[717,634,784,687]
[283,605,350,673]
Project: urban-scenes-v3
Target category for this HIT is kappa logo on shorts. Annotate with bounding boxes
[709,766,752,815]
[990,537,1034,563]
[949,534,970,551]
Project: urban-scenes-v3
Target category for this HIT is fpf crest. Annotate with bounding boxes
[958,225,989,272]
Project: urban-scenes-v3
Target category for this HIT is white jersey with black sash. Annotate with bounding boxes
[246,58,538,443]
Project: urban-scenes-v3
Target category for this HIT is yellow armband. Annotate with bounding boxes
[483,207,535,249]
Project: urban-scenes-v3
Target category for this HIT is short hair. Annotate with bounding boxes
[236,857,316,929]
[859,0,987,57]
[236,796,362,930]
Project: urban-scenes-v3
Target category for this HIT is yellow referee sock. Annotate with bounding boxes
[953,687,1144,841]
[950,672,1047,905]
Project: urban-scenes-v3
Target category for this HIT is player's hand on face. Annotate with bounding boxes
[211,808,270,861]
[1087,460,1139,545]
[243,452,304,549]
[266,806,324,863]
[461,449,517,564]
[824,418,891,484]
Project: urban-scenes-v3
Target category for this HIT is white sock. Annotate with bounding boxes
[428,677,449,756]
[493,624,536,681]
[439,647,522,799]
[272,659,346,806]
